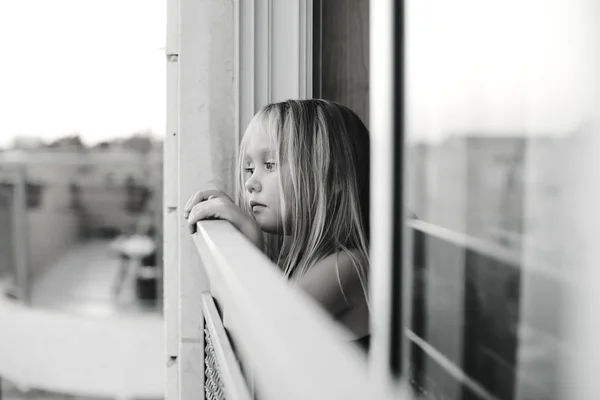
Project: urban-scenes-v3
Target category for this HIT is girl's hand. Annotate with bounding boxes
[184,189,264,249]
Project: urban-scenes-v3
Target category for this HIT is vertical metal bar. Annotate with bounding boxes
[368,0,397,393]
[389,0,405,379]
[297,0,312,99]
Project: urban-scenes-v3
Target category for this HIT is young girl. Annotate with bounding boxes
[184,99,371,350]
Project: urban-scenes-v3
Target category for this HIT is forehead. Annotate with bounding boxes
[245,127,271,147]
[243,126,276,159]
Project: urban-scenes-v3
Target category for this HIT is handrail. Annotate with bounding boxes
[406,219,579,287]
[192,220,374,400]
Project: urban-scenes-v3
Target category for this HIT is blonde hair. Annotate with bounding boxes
[237,99,370,300]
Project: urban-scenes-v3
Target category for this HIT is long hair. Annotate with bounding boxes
[237,99,370,300]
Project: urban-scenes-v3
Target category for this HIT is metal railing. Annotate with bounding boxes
[192,220,375,400]
[404,219,590,400]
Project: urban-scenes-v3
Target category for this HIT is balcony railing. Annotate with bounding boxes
[192,220,375,400]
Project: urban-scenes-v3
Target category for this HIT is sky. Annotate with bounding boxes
[0,0,165,148]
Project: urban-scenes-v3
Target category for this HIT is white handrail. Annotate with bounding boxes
[192,220,375,400]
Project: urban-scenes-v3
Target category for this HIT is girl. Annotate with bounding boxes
[184,99,371,350]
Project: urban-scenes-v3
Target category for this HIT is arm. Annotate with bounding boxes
[295,251,366,318]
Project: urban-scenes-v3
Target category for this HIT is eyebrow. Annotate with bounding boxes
[244,148,275,162]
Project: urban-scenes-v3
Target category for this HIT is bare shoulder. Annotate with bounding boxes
[302,250,367,285]
[295,250,368,316]
[321,250,366,276]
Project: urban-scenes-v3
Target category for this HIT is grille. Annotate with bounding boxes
[204,326,226,400]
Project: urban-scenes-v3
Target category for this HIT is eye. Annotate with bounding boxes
[244,167,254,175]
[265,162,277,171]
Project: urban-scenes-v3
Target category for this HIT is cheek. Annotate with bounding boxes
[263,174,281,204]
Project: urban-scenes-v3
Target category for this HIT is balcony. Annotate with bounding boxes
[190,220,373,400]
[1,0,600,399]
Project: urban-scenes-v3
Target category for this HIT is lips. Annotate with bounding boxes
[250,201,266,208]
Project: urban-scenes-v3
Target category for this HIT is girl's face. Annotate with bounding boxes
[243,128,285,234]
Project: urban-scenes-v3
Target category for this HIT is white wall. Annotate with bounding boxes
[27,209,79,281]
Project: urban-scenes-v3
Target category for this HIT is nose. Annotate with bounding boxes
[244,172,262,193]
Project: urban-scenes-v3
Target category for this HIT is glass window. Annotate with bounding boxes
[403,1,600,399]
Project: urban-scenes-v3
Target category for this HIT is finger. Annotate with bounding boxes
[184,193,194,212]
[188,204,206,234]
[184,190,212,218]
[184,192,202,218]
[187,202,213,234]
[187,198,228,234]
[184,189,223,216]
[187,204,201,233]
[185,190,208,211]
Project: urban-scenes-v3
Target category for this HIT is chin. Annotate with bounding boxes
[258,223,283,235]
[253,210,283,234]
[255,217,284,235]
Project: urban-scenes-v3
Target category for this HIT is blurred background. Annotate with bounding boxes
[0,1,165,399]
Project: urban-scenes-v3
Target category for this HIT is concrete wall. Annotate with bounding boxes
[0,149,162,283]
[0,195,14,279]
[26,184,79,281]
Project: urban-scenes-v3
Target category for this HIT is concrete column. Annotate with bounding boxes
[177,1,237,400]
